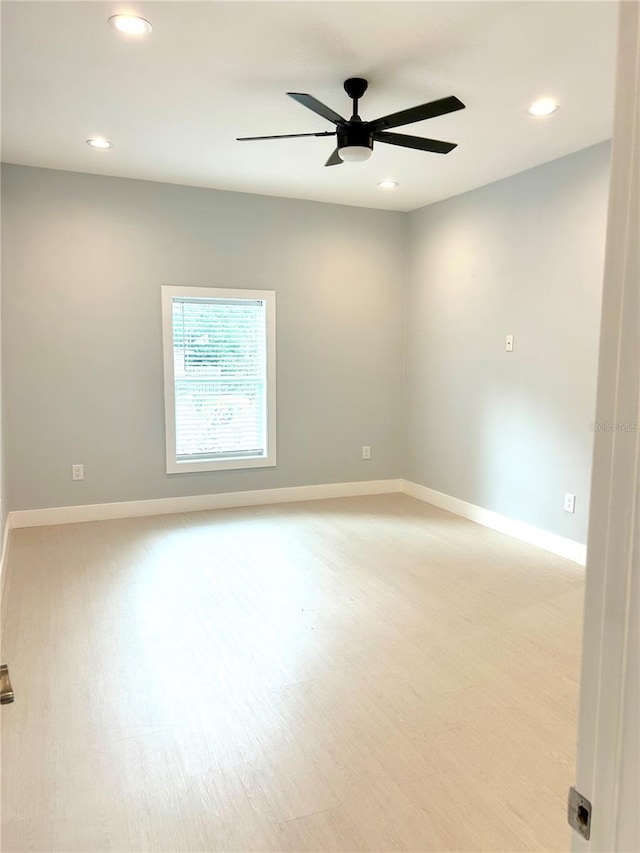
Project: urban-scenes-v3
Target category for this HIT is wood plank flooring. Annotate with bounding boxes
[0,494,584,852]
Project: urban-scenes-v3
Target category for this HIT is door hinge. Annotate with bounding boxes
[568,786,592,840]
[0,664,15,704]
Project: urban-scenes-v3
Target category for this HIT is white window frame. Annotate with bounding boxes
[161,285,276,474]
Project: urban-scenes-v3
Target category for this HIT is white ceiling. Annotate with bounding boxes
[1,1,618,212]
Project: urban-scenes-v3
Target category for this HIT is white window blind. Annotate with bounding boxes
[162,287,276,473]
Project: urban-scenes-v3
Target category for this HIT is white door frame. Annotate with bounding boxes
[573,3,639,851]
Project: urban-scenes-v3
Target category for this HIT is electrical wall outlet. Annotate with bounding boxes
[505,335,514,352]
[362,446,371,460]
[72,464,84,481]
[564,493,576,513]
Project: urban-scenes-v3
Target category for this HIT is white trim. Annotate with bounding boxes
[8,479,586,567]
[574,4,640,850]
[0,513,13,595]
[401,479,587,565]
[161,285,276,474]
[9,480,404,529]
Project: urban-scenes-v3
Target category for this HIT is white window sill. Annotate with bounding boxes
[166,454,276,474]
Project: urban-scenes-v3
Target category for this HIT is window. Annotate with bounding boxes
[162,286,276,473]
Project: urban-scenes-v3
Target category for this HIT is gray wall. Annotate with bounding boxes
[404,141,611,544]
[1,165,406,510]
[1,146,611,547]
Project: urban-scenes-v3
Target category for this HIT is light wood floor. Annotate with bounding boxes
[0,494,584,852]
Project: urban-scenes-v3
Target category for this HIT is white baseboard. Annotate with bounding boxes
[6,477,586,566]
[9,479,404,529]
[401,479,587,565]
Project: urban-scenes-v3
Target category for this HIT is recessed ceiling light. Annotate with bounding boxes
[377,180,399,189]
[86,138,113,149]
[108,14,152,36]
[528,98,559,117]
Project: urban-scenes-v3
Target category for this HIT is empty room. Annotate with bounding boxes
[1,2,638,852]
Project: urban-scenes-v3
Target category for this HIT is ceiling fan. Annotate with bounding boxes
[237,77,465,166]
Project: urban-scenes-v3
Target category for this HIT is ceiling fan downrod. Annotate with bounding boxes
[344,77,368,121]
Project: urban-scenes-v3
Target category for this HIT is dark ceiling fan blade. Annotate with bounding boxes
[369,95,465,132]
[324,148,343,167]
[287,93,347,125]
[373,131,457,154]
[237,131,336,141]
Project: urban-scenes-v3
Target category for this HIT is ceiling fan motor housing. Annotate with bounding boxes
[336,124,374,153]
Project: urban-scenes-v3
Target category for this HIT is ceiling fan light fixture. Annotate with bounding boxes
[338,146,372,163]
[528,98,559,117]
[108,14,152,36]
